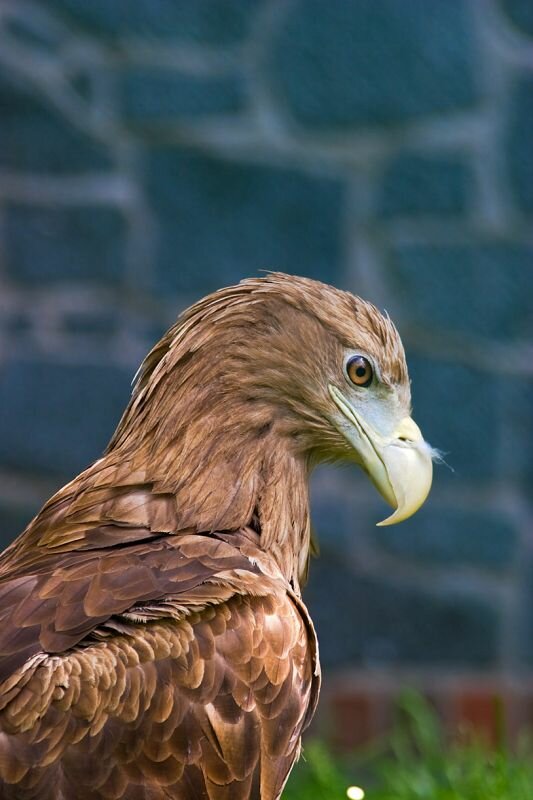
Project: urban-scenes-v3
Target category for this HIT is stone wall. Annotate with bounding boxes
[0,0,532,700]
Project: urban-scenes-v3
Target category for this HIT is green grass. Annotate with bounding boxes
[284,691,533,800]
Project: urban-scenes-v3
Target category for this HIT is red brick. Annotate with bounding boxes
[454,690,503,746]
[330,691,374,750]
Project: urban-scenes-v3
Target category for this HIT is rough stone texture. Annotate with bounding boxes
[519,555,533,666]
[505,78,533,214]
[0,0,530,678]
[4,13,63,52]
[310,467,377,545]
[306,555,498,668]
[0,72,111,173]
[122,69,246,123]
[388,243,533,341]
[374,507,517,570]
[145,148,344,294]
[61,309,119,338]
[0,506,35,552]
[0,361,132,477]
[46,0,255,44]
[0,311,32,336]
[271,0,478,129]
[378,154,470,217]
[500,377,533,489]
[5,205,126,285]
[500,0,533,37]
[408,357,498,483]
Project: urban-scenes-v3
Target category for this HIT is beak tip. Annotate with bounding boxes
[376,512,400,527]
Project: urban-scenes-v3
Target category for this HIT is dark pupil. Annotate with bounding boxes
[355,365,367,377]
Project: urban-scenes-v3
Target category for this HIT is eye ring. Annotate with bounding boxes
[346,355,373,388]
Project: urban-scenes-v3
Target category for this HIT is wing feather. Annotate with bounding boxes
[0,591,317,800]
[0,475,320,799]
[0,530,272,682]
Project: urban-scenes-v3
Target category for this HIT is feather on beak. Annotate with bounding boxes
[328,385,433,526]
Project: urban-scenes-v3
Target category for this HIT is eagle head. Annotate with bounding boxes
[112,272,433,530]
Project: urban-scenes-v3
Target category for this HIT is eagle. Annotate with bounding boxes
[0,274,433,799]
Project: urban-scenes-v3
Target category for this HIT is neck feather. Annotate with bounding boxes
[109,406,311,590]
[102,295,316,589]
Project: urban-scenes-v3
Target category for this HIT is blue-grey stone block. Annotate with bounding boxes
[388,242,533,341]
[305,554,498,668]
[500,377,533,488]
[378,154,470,217]
[271,0,478,129]
[62,310,119,337]
[0,310,32,336]
[0,505,37,552]
[0,72,111,173]
[505,78,533,214]
[5,14,63,52]
[6,205,126,285]
[310,464,391,547]
[126,317,172,354]
[519,555,533,665]
[311,491,370,547]
[48,0,255,44]
[122,68,245,122]
[70,72,93,103]
[500,0,533,36]
[0,361,133,477]
[374,507,517,570]
[408,356,498,483]
[144,148,344,295]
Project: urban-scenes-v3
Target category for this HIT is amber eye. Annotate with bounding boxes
[346,355,373,387]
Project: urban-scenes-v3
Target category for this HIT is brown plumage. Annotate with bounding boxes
[0,274,430,799]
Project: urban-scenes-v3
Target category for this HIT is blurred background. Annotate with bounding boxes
[0,0,532,753]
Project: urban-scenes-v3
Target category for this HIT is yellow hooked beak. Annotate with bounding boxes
[329,385,433,526]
